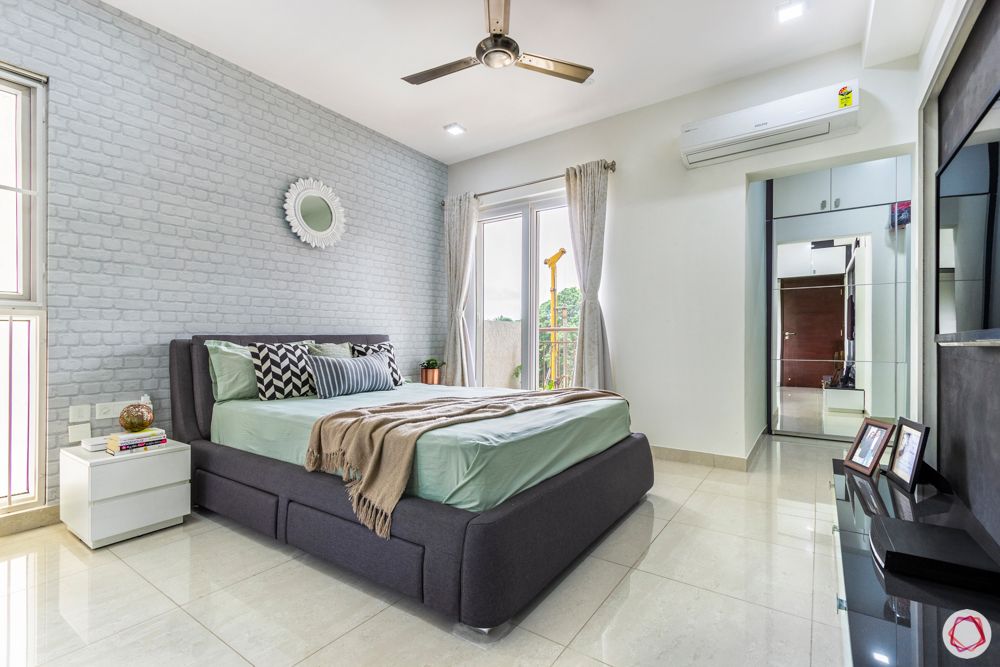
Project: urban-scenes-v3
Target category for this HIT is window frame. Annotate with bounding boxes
[0,68,46,307]
[475,192,568,389]
[0,63,47,513]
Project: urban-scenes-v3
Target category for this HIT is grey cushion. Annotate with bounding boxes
[308,353,394,398]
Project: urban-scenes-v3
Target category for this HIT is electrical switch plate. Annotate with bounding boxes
[69,404,90,423]
[95,401,133,419]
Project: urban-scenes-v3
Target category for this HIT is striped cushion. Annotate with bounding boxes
[351,342,403,386]
[308,353,394,398]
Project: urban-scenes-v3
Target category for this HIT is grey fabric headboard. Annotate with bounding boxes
[169,334,390,442]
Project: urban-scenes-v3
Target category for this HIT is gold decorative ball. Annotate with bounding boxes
[119,403,154,432]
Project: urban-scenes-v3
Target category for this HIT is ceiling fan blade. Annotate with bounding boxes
[516,53,594,83]
[485,0,510,35]
[402,57,480,85]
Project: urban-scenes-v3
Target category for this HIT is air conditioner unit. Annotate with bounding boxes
[679,80,860,168]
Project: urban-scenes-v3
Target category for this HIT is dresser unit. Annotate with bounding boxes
[59,440,191,548]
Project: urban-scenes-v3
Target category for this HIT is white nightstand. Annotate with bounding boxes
[59,440,191,549]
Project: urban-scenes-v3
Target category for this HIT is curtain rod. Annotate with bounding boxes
[441,159,616,207]
[0,59,48,84]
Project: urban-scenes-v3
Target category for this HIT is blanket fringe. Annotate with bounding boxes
[346,479,393,539]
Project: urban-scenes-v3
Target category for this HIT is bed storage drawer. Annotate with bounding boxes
[286,501,424,599]
[193,469,278,538]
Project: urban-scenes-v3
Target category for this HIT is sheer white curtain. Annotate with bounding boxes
[565,160,612,389]
[442,193,479,386]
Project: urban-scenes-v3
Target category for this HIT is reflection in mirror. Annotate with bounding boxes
[300,195,333,232]
[767,155,911,440]
[937,101,1000,335]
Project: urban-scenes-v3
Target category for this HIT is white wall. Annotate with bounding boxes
[745,181,767,453]
[449,45,918,458]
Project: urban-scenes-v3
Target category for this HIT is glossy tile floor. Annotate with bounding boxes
[773,387,864,439]
[0,436,848,667]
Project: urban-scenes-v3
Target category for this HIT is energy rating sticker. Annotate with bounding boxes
[943,609,992,660]
[838,86,853,108]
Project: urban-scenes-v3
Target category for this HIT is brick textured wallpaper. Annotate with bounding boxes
[1,0,449,502]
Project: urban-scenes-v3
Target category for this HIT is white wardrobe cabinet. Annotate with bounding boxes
[830,157,897,210]
[772,169,832,218]
[772,156,904,218]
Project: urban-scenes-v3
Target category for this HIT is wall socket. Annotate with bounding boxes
[94,401,135,420]
[68,423,92,443]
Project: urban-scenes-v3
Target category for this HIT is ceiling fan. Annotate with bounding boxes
[402,0,594,85]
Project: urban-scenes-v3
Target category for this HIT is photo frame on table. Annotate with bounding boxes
[885,418,931,494]
[844,418,896,476]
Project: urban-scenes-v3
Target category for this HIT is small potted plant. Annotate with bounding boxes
[420,358,445,384]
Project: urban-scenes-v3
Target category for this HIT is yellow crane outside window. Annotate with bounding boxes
[543,247,566,388]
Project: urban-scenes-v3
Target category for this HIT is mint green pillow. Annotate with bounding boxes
[306,342,352,359]
[205,339,313,402]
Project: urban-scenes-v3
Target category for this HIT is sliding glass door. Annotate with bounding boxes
[476,195,576,389]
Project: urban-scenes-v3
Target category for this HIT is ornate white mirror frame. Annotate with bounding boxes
[283,177,346,248]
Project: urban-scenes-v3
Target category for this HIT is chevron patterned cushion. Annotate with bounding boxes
[307,353,394,398]
[351,342,403,386]
[249,342,315,400]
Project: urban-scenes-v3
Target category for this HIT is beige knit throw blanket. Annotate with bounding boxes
[305,388,619,538]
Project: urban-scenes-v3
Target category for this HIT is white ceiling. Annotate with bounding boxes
[103,0,869,164]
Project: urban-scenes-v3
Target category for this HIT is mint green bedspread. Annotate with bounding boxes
[210,384,631,512]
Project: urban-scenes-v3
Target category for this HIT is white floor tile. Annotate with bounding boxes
[633,482,694,521]
[0,524,119,595]
[672,491,817,548]
[552,647,608,666]
[109,511,221,560]
[697,467,816,509]
[588,510,667,567]
[814,519,836,557]
[636,522,815,619]
[651,458,714,482]
[121,523,299,604]
[184,555,397,667]
[299,600,563,666]
[570,569,812,667]
[811,620,846,667]
[812,553,841,628]
[46,609,248,666]
[16,560,175,664]
[516,556,628,645]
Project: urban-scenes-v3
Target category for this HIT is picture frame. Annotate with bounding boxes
[885,417,931,494]
[844,418,895,476]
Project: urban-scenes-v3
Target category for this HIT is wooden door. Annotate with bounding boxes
[780,275,845,388]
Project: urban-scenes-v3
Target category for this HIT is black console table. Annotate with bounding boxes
[830,459,1000,666]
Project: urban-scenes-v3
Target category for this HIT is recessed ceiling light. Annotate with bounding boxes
[444,123,466,136]
[777,1,805,23]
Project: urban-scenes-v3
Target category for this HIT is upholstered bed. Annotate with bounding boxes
[169,334,653,629]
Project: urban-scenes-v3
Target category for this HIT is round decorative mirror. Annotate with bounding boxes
[283,177,345,248]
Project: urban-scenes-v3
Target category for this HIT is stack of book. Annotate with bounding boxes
[106,427,167,455]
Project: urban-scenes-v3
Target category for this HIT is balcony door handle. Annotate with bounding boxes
[783,331,797,340]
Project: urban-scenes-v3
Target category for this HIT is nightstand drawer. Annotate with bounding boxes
[91,482,190,542]
[90,449,190,501]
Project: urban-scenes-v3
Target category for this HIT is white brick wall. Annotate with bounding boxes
[1,0,449,502]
